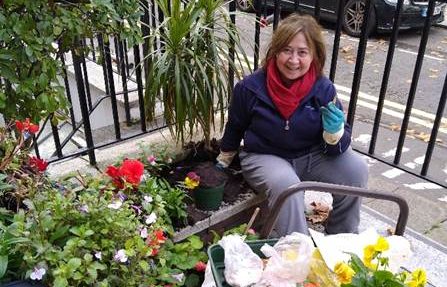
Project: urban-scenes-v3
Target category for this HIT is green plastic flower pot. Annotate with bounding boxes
[193,182,225,211]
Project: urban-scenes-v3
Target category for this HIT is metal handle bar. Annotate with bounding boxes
[260,181,409,238]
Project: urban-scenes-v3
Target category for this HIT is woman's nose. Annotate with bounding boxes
[288,53,300,63]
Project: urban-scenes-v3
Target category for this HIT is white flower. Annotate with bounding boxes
[108,200,123,209]
[167,158,173,164]
[140,227,148,238]
[95,251,102,260]
[79,204,89,213]
[114,249,128,263]
[172,273,185,282]
[30,267,46,280]
[143,195,153,203]
[145,212,157,225]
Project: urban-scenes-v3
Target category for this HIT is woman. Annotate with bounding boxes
[216,14,368,236]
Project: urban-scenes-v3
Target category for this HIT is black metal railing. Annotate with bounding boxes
[12,0,445,188]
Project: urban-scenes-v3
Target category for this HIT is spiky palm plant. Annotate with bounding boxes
[144,0,251,148]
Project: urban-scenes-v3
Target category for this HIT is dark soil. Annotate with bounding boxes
[164,140,253,228]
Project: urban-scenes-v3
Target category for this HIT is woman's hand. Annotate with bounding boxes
[215,150,237,170]
[320,102,344,134]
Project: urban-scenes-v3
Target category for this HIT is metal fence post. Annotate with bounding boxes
[72,44,97,165]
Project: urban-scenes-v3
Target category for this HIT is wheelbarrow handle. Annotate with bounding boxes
[259,181,409,238]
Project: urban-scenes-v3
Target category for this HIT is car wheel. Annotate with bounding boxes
[342,0,376,37]
[236,0,254,12]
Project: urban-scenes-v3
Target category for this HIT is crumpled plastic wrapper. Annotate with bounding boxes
[255,233,315,287]
[219,234,264,287]
[307,249,340,287]
[309,228,412,272]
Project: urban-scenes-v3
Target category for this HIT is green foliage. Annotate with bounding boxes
[211,223,260,244]
[0,0,142,122]
[156,235,207,285]
[140,177,189,227]
[145,0,252,147]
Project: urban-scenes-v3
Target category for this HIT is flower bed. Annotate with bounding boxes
[0,121,431,287]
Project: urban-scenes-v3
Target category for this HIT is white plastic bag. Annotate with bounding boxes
[256,232,315,287]
[218,234,264,287]
[201,262,217,287]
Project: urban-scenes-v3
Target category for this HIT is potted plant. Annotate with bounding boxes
[144,0,251,149]
[184,162,228,211]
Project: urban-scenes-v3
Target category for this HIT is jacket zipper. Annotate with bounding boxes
[284,120,290,131]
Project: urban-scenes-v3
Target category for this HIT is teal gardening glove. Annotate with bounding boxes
[320,102,344,134]
[320,102,345,145]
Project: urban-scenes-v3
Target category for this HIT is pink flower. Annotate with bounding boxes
[195,261,207,272]
[147,155,157,165]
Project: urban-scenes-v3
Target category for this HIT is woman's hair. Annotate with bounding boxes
[261,13,326,76]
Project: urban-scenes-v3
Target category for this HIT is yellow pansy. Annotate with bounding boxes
[334,262,355,284]
[374,236,389,252]
[184,176,199,189]
[363,244,375,261]
[406,268,427,287]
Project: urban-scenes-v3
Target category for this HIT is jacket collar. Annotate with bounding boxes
[243,69,323,107]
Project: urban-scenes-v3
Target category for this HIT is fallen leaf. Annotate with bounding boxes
[306,202,331,224]
[429,74,438,78]
[389,124,401,131]
[387,227,395,235]
[429,68,439,73]
[341,45,353,53]
[415,132,431,142]
[406,79,412,83]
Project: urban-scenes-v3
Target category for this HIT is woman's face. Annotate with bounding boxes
[275,32,313,85]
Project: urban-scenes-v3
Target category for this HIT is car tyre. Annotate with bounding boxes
[342,0,376,37]
[236,0,255,12]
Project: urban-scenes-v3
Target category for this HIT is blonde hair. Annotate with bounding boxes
[262,13,326,76]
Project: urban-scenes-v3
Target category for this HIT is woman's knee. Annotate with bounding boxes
[336,151,369,187]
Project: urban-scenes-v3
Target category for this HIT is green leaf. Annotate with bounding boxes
[54,276,69,287]
[138,260,149,272]
[188,235,203,250]
[0,255,8,279]
[67,258,82,272]
[49,225,70,243]
[185,273,200,287]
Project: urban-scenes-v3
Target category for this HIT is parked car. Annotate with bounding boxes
[236,0,446,37]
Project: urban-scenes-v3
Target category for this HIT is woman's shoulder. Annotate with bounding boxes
[235,69,268,97]
[238,69,266,88]
[315,75,335,88]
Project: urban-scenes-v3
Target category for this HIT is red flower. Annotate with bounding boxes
[15,118,39,134]
[120,159,144,186]
[151,248,159,256]
[105,166,124,189]
[154,229,167,243]
[28,156,48,172]
[195,261,207,272]
[105,159,144,189]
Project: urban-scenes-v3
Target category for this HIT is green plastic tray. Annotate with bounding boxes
[207,239,278,287]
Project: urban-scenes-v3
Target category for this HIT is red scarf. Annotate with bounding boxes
[266,58,317,120]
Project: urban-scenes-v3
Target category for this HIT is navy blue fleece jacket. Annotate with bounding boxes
[220,69,352,158]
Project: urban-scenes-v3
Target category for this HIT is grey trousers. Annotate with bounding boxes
[239,147,368,236]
